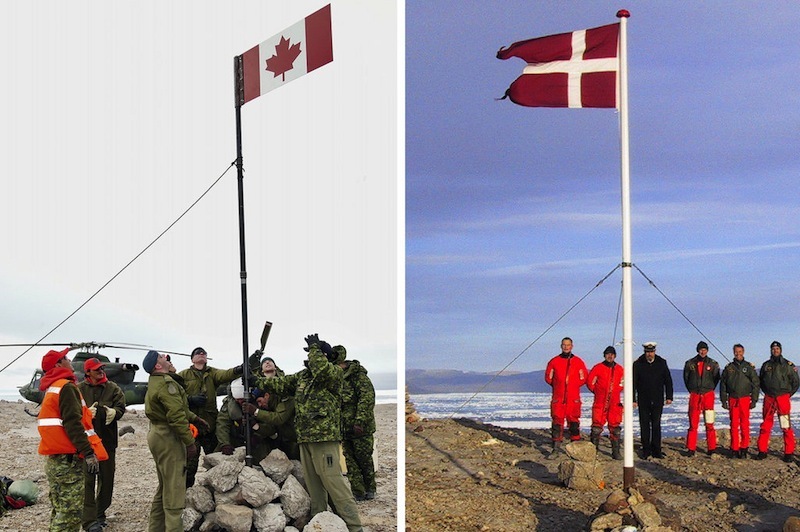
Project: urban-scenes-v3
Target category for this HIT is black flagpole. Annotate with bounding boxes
[233,54,253,467]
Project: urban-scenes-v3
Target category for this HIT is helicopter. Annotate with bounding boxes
[10,323,272,407]
[13,342,187,406]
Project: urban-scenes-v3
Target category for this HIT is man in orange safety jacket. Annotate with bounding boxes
[544,337,587,456]
[587,346,624,460]
[38,347,108,531]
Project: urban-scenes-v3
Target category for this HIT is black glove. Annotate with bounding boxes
[249,350,263,371]
[85,454,100,475]
[194,416,210,433]
[220,444,235,456]
[751,399,758,409]
[233,364,244,376]
[352,424,365,437]
[186,443,198,461]
[318,341,335,360]
[241,402,258,416]
[304,333,320,351]
[721,401,729,410]
[187,395,207,408]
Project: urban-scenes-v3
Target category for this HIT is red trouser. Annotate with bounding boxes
[758,394,795,454]
[728,396,752,451]
[591,401,623,436]
[551,399,582,441]
[687,391,717,451]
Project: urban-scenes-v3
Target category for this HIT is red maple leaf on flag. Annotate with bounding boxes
[265,36,302,81]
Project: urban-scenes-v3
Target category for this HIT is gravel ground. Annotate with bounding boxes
[406,417,800,531]
[0,400,396,531]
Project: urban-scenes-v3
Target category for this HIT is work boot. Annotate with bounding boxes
[365,491,375,500]
[755,451,768,460]
[611,440,622,460]
[741,449,749,459]
[686,450,696,457]
[87,524,103,532]
[783,453,793,463]
[568,421,581,441]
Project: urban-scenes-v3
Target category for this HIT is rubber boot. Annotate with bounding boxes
[568,421,581,442]
[590,426,602,448]
[547,424,563,459]
[611,439,622,460]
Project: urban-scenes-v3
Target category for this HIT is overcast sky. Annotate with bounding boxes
[407,1,800,372]
[0,1,398,389]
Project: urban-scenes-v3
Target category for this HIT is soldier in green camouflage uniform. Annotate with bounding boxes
[178,346,243,487]
[143,350,207,532]
[335,345,377,500]
[254,335,363,532]
[78,358,126,530]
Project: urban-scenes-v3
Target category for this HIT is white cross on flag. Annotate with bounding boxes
[497,23,619,108]
[241,4,333,104]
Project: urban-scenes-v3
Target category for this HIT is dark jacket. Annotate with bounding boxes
[683,355,720,394]
[78,379,126,451]
[633,354,673,404]
[759,355,800,397]
[720,359,759,403]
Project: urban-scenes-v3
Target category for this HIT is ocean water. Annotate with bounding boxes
[411,392,800,438]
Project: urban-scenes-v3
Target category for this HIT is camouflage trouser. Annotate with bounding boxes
[342,435,376,496]
[45,454,85,532]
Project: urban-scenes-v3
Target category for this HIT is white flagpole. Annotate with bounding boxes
[616,9,635,489]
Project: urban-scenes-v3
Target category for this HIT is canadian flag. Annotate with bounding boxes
[497,23,619,108]
[241,4,333,104]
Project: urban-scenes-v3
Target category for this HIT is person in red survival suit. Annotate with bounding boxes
[544,337,587,456]
[587,346,624,460]
[683,341,721,456]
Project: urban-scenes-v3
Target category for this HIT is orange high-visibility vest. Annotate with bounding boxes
[38,379,109,460]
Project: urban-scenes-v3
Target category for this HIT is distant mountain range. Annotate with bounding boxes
[407,368,688,394]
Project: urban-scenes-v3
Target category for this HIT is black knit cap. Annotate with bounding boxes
[696,341,709,351]
[603,346,616,355]
[771,341,782,349]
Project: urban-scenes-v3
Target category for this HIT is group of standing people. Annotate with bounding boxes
[544,337,800,462]
[36,334,377,532]
[36,347,125,532]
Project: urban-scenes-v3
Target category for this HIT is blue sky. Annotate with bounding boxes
[0,1,398,390]
[406,2,800,372]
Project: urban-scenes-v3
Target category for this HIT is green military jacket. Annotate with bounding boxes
[720,359,760,404]
[178,364,240,431]
[683,355,721,394]
[340,360,376,438]
[78,379,126,450]
[145,373,198,446]
[254,346,343,444]
[759,355,800,397]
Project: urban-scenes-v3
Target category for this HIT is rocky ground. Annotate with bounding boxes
[406,417,800,531]
[0,400,396,531]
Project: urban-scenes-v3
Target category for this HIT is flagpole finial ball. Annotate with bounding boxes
[616,9,630,18]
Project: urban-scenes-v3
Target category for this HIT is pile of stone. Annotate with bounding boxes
[181,448,349,532]
[405,387,421,424]
[557,441,604,491]
[587,487,671,531]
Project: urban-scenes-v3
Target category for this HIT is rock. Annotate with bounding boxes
[181,507,203,531]
[206,461,245,493]
[626,487,645,505]
[564,440,597,462]
[558,460,603,490]
[785,515,800,532]
[260,448,294,484]
[238,465,280,507]
[279,474,311,520]
[631,501,661,528]
[203,450,241,469]
[198,512,218,531]
[215,485,245,506]
[589,511,622,530]
[215,503,253,532]
[185,484,215,513]
[252,503,287,532]
[304,511,348,531]
[290,459,306,489]
[118,425,135,436]
[602,489,629,513]
[732,504,746,514]
[284,527,301,532]
[714,491,728,504]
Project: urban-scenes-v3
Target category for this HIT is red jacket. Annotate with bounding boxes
[587,361,623,409]
[545,353,587,403]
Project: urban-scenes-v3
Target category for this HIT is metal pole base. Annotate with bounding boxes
[623,466,635,489]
